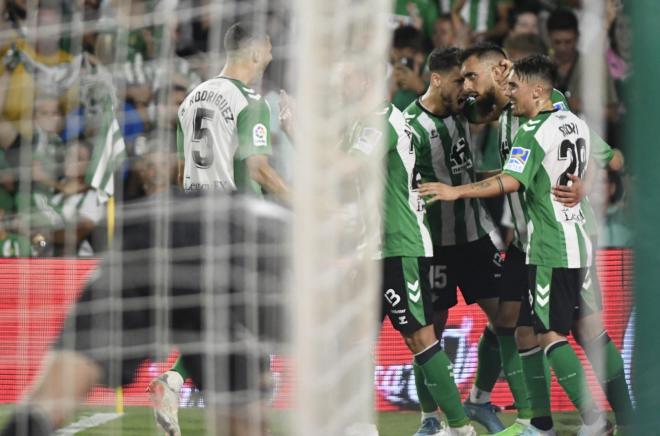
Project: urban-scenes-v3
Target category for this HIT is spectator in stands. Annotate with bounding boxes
[0,207,31,257]
[392,0,439,40]
[0,0,78,138]
[547,8,620,123]
[390,25,428,110]
[139,145,179,196]
[503,32,547,60]
[48,140,105,257]
[432,13,458,49]
[509,7,540,36]
[448,0,513,43]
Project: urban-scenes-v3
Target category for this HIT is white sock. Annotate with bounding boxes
[421,411,440,422]
[469,385,491,404]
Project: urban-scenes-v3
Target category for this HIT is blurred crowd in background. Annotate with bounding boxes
[0,0,632,258]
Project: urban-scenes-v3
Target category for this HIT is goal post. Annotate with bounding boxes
[292,1,393,435]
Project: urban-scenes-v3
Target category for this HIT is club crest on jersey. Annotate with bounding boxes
[504,147,530,173]
[253,123,268,147]
[450,138,473,175]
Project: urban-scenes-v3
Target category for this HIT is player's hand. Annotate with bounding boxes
[418,182,459,203]
[552,174,584,207]
[279,89,296,140]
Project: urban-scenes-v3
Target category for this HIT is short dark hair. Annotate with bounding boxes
[503,33,547,57]
[437,12,452,23]
[546,8,579,34]
[223,22,267,52]
[392,25,426,53]
[512,54,558,87]
[460,42,507,63]
[427,47,462,73]
[508,6,540,29]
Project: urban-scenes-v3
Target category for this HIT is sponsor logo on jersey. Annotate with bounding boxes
[449,137,473,175]
[504,147,530,173]
[253,123,268,147]
[353,127,382,155]
[553,101,568,111]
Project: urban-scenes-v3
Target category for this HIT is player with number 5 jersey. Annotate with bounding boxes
[176,22,289,202]
[154,22,290,436]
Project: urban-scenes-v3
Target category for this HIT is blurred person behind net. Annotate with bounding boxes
[0,0,78,138]
[508,6,541,36]
[546,7,620,124]
[46,139,106,257]
[390,25,428,110]
[391,0,439,40]
[503,32,548,61]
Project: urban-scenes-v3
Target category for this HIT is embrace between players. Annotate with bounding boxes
[0,22,632,436]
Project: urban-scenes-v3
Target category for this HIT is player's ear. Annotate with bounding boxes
[430,71,442,88]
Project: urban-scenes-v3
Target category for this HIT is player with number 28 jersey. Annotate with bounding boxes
[503,108,592,268]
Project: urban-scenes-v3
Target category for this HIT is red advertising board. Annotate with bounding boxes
[0,250,634,411]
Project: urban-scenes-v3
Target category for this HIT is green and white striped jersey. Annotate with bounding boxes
[498,89,614,250]
[437,0,507,33]
[350,102,433,259]
[177,76,272,195]
[498,89,568,250]
[405,100,494,246]
[503,108,593,268]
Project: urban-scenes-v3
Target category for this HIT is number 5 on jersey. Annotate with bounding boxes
[192,108,215,169]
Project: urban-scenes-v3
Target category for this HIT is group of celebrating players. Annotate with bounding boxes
[0,20,634,436]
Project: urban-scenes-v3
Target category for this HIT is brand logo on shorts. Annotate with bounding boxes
[398,316,408,325]
[407,281,421,303]
[536,284,550,307]
[384,288,401,307]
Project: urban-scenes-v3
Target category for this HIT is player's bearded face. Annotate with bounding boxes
[461,57,496,113]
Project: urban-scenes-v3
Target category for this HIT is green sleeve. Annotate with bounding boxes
[503,132,544,188]
[176,118,184,160]
[590,128,614,168]
[235,98,272,160]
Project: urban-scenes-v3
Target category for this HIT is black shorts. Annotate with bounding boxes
[54,192,288,402]
[381,257,434,335]
[527,265,600,335]
[428,236,502,311]
[502,244,528,303]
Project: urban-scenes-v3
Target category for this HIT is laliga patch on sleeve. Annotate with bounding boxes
[504,146,530,173]
[353,127,383,155]
[253,123,268,147]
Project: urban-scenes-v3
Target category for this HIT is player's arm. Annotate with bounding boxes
[176,117,184,189]
[237,99,291,204]
[422,131,545,202]
[245,154,290,204]
[419,173,520,202]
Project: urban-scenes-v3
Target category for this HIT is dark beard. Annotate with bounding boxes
[472,88,498,119]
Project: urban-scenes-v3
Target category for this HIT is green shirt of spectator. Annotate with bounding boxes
[393,0,439,39]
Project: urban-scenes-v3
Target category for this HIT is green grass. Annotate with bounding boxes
[6,406,586,435]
